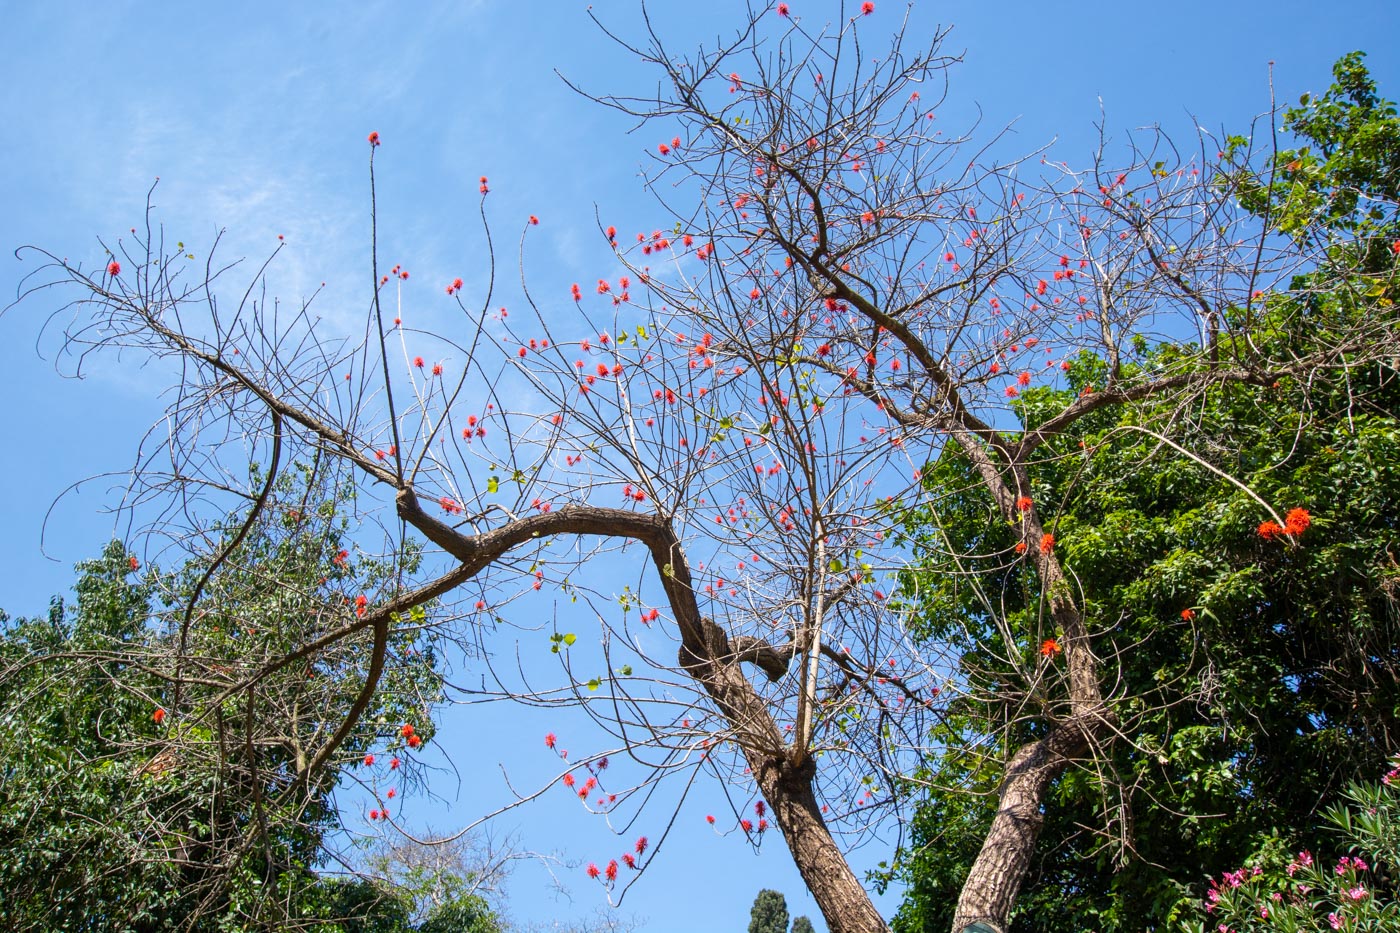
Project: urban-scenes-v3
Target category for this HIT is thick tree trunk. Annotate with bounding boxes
[752,753,891,933]
[947,442,1113,932]
[950,720,1093,932]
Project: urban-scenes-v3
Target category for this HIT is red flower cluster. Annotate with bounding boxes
[1040,638,1061,657]
[1258,507,1312,540]
[367,131,380,146]
[107,261,121,277]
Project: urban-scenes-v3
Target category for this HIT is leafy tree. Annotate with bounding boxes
[888,53,1400,933]
[792,916,818,933]
[16,12,1400,933]
[750,889,791,933]
[0,465,463,931]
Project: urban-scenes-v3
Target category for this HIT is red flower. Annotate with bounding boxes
[390,757,400,770]
[861,1,874,12]
[635,836,648,854]
[529,215,540,225]
[1039,533,1055,554]
[1014,541,1028,553]
[367,131,380,146]
[364,754,375,766]
[1040,638,1061,657]
[128,556,140,571]
[1015,496,1033,512]
[545,732,556,749]
[1181,609,1196,621]
[401,723,415,738]
[741,819,753,832]
[107,261,121,277]
[413,356,425,368]
[605,860,619,881]
[431,363,443,376]
[706,814,716,824]
[563,773,576,788]
[152,708,166,725]
[406,734,422,748]
[1257,520,1285,539]
[387,788,396,799]
[369,809,380,820]
[1018,371,1032,386]
[777,2,789,14]
[586,863,600,879]
[1284,508,1311,535]
[622,853,636,869]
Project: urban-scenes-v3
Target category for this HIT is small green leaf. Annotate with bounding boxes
[487,476,499,493]
[562,633,577,646]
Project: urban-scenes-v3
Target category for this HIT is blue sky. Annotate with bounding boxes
[3,2,1397,930]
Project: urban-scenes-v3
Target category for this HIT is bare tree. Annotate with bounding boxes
[10,5,1398,933]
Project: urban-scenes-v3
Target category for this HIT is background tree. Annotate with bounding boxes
[792,916,817,933]
[11,8,1400,933]
[0,466,464,931]
[885,53,1400,932]
[750,889,791,933]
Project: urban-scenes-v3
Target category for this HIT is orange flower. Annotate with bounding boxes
[1181,609,1196,621]
[1284,508,1311,535]
[152,708,166,725]
[1016,496,1033,513]
[1039,533,1055,554]
[1257,520,1285,539]
[1014,541,1028,554]
[1040,638,1061,657]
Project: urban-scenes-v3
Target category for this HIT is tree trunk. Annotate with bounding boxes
[752,752,891,933]
[950,720,1092,932]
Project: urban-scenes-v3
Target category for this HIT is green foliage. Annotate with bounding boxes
[750,889,791,933]
[792,916,817,933]
[1179,761,1400,932]
[0,465,465,931]
[1230,51,1400,248]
